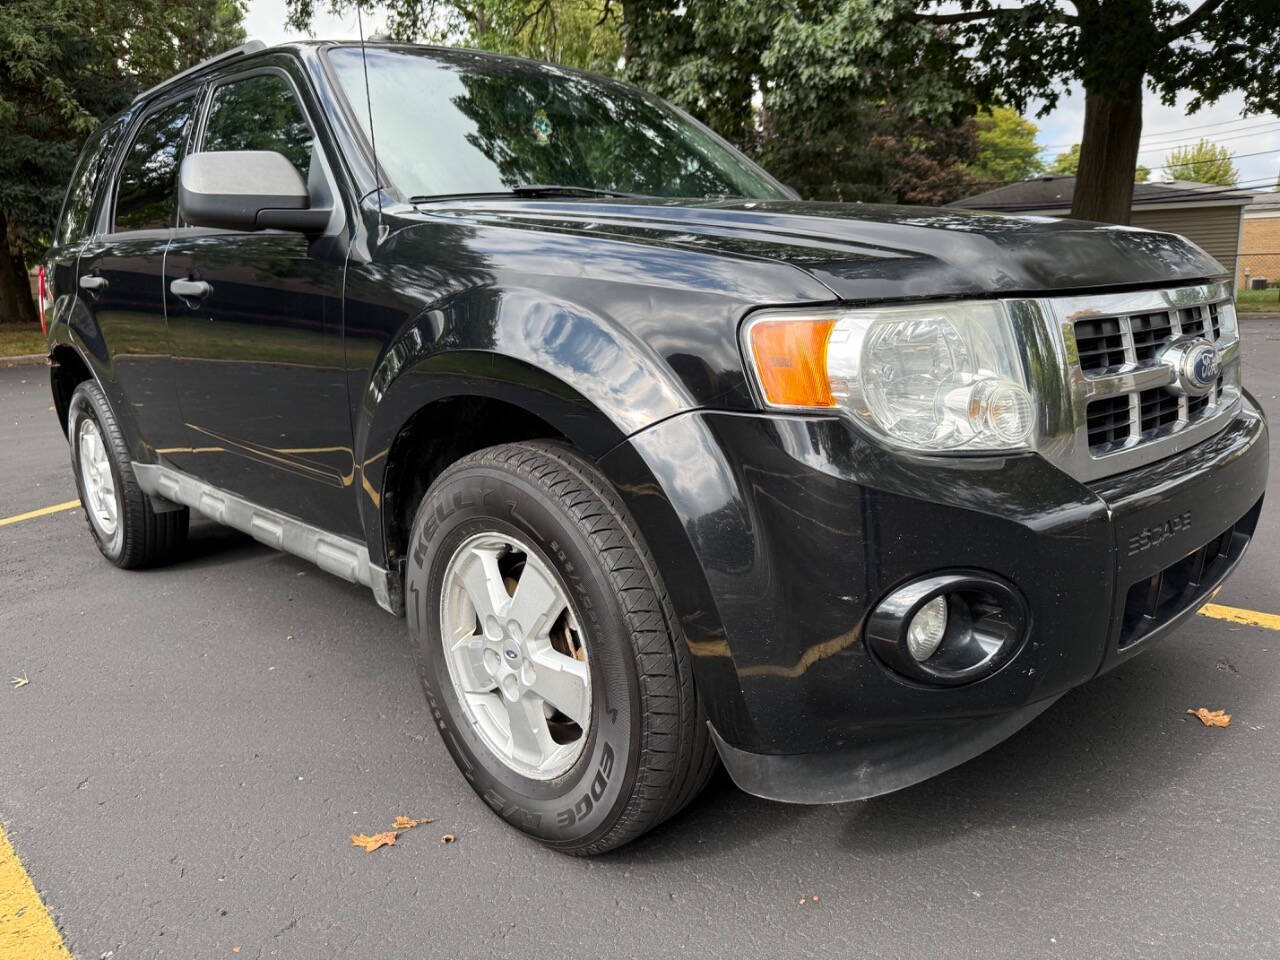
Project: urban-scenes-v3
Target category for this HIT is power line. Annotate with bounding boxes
[975,145,1280,175]
[1135,124,1280,158]
[1038,115,1280,153]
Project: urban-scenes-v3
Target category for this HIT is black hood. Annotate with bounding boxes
[420,197,1226,302]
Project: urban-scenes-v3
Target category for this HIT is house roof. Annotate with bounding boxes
[1245,190,1280,213]
[950,174,1255,212]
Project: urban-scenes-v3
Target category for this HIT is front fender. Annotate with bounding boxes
[353,287,693,564]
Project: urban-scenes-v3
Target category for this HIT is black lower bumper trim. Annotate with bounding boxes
[709,695,1062,805]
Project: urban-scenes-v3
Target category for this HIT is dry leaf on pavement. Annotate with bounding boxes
[10,675,29,689]
[351,831,399,852]
[440,833,456,844]
[1187,707,1232,727]
[393,815,434,830]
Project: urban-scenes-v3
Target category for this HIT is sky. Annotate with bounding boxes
[244,0,1280,193]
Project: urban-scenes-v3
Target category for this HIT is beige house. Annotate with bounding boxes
[1238,192,1280,289]
[951,175,1253,285]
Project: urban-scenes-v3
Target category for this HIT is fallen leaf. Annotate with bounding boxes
[351,831,399,852]
[232,948,241,955]
[10,675,29,689]
[440,833,456,844]
[393,815,434,831]
[1187,707,1232,727]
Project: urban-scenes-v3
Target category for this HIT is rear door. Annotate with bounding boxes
[163,62,357,536]
[45,117,127,336]
[76,90,201,458]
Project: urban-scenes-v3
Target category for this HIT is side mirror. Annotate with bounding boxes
[179,150,332,232]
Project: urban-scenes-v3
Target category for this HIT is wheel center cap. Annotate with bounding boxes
[504,648,520,662]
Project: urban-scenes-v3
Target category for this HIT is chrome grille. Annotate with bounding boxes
[1024,282,1241,482]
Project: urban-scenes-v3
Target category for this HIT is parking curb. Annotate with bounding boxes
[0,353,46,368]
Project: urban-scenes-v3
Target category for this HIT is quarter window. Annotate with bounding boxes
[114,97,197,232]
[201,73,313,181]
[58,120,124,246]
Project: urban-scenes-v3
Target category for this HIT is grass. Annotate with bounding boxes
[0,325,45,358]
[1236,288,1280,314]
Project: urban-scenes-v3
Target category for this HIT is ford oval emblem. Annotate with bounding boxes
[1184,340,1221,392]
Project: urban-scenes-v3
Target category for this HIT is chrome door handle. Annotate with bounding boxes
[79,275,107,292]
[169,278,212,299]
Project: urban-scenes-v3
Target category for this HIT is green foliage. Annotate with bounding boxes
[1048,143,1080,175]
[921,1,1280,118]
[1134,164,1151,182]
[287,0,622,75]
[1165,138,1238,186]
[623,0,981,203]
[970,106,1042,186]
[0,0,247,264]
[289,0,981,204]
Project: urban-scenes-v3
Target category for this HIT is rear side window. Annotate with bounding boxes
[57,120,124,246]
[113,96,197,232]
[201,73,313,181]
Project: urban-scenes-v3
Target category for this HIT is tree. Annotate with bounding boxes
[1051,142,1149,182]
[970,106,1042,187]
[1165,138,1237,186]
[1049,143,1080,175]
[912,1,1280,224]
[285,0,622,74]
[0,0,246,324]
[622,0,981,203]
[292,0,982,205]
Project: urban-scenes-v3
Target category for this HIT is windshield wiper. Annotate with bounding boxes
[510,184,648,199]
[409,185,649,204]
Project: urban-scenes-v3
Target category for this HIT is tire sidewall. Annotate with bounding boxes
[67,385,125,561]
[406,462,640,849]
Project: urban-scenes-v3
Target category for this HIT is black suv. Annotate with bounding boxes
[43,40,1268,853]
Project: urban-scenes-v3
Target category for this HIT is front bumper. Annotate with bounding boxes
[599,393,1268,803]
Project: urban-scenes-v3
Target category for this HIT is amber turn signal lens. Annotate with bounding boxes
[748,318,837,407]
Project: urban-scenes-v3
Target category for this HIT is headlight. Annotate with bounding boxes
[743,301,1035,453]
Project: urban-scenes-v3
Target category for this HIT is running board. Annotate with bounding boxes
[132,461,399,616]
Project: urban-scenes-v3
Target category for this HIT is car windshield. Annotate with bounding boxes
[326,46,789,202]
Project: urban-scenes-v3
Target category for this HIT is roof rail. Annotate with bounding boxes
[131,39,268,105]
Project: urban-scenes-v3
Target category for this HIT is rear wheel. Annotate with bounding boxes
[405,441,716,854]
[67,380,188,568]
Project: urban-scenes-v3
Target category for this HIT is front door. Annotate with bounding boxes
[163,65,357,537]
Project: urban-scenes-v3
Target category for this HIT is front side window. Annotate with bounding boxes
[201,73,314,181]
[114,96,196,232]
[325,46,788,202]
[58,119,125,246]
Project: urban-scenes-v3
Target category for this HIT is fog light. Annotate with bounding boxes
[865,572,1029,686]
[906,596,948,661]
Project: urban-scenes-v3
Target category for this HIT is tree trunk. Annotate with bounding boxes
[1071,76,1145,224]
[0,210,38,327]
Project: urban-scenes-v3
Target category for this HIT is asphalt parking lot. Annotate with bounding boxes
[3,318,1280,960]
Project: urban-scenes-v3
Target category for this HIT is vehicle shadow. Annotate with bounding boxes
[618,631,1277,863]
[166,515,265,567]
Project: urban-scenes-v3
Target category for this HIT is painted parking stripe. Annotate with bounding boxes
[0,501,80,529]
[0,500,1278,634]
[0,825,73,959]
[1197,602,1280,631]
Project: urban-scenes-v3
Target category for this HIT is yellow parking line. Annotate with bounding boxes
[0,501,80,529]
[0,825,73,959]
[1198,602,1280,631]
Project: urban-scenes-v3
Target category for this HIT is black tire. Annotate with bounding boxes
[405,441,717,854]
[66,380,189,569]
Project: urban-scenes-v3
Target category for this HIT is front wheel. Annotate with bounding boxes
[405,441,716,854]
